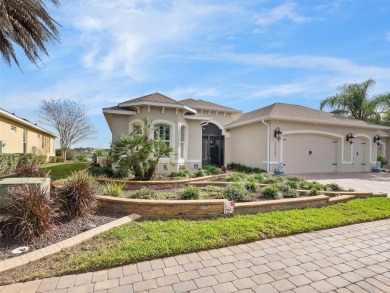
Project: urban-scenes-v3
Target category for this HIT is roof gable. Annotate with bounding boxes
[180,98,241,113]
[120,92,183,106]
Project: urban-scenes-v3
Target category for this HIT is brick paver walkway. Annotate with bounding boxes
[2,219,390,293]
[300,172,390,195]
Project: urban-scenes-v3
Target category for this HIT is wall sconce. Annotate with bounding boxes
[373,134,382,145]
[346,133,355,144]
[1,142,5,148]
[274,127,282,141]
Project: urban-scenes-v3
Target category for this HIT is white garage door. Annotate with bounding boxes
[283,134,338,174]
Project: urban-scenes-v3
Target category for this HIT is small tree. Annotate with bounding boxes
[112,117,174,180]
[38,99,95,161]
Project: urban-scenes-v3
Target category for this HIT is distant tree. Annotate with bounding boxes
[320,78,390,125]
[0,0,60,68]
[112,117,174,180]
[38,99,95,162]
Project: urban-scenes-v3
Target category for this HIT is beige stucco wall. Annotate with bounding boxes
[228,122,268,170]
[0,115,55,156]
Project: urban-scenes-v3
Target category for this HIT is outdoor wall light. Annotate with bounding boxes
[274,127,282,141]
[373,134,382,145]
[346,133,355,144]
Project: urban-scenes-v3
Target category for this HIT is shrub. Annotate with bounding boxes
[286,180,299,189]
[262,185,283,199]
[170,169,191,178]
[244,179,259,192]
[225,172,246,182]
[377,154,388,167]
[227,162,266,174]
[309,188,322,196]
[1,185,54,242]
[202,165,221,175]
[87,166,114,178]
[224,182,253,202]
[59,171,97,219]
[324,183,344,192]
[195,169,207,177]
[275,182,299,198]
[15,163,47,177]
[200,186,225,199]
[286,176,304,182]
[129,187,158,199]
[76,154,88,162]
[180,186,200,200]
[0,153,35,175]
[308,181,324,191]
[261,174,282,184]
[101,182,125,197]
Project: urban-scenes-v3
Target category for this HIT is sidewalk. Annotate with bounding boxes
[2,219,390,293]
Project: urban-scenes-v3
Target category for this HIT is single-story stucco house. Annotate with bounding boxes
[103,93,390,174]
[0,108,56,156]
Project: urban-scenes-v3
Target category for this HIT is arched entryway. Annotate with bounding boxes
[202,123,224,166]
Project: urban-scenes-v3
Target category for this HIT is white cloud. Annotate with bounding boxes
[256,2,311,27]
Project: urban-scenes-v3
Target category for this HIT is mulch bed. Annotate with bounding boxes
[0,211,127,261]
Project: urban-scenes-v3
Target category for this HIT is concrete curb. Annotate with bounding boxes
[0,214,141,274]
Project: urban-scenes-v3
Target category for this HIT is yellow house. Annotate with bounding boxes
[0,108,56,156]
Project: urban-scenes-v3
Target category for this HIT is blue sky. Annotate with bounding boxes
[1,0,390,148]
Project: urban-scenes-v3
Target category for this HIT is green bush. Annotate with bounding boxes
[324,183,344,192]
[227,162,266,174]
[88,166,114,178]
[309,188,322,196]
[244,179,259,192]
[0,153,36,175]
[275,182,299,198]
[225,172,246,182]
[262,185,283,199]
[202,165,221,175]
[101,182,126,197]
[286,176,304,182]
[377,154,388,167]
[286,180,299,189]
[1,185,55,242]
[200,186,225,199]
[195,169,207,177]
[223,182,253,202]
[16,163,48,177]
[76,154,88,162]
[59,172,97,219]
[170,169,191,178]
[180,186,200,200]
[128,187,158,199]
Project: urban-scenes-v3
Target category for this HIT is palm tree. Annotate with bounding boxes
[0,0,60,68]
[320,78,390,124]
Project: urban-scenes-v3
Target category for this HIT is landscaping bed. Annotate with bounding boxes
[0,211,126,261]
[0,197,389,285]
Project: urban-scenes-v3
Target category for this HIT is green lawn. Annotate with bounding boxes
[40,162,89,181]
[6,197,390,283]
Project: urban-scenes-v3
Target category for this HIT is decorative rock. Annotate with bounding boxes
[12,246,29,254]
[84,223,97,231]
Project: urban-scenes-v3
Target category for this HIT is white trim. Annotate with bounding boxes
[178,123,188,160]
[354,133,375,164]
[226,115,390,130]
[129,119,143,135]
[206,120,227,136]
[118,101,197,114]
[0,109,57,137]
[152,119,176,151]
[102,109,136,116]
[262,161,279,165]
[184,115,212,121]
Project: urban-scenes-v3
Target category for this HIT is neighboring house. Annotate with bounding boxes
[103,93,390,174]
[0,108,56,156]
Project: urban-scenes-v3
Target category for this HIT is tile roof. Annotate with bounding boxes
[180,98,241,113]
[228,103,386,128]
[121,92,183,105]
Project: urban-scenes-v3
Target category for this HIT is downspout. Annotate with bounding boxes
[261,119,270,173]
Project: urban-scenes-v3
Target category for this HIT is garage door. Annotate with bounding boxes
[283,134,338,174]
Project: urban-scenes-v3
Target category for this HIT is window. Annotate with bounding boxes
[131,123,143,135]
[10,125,16,132]
[23,130,27,154]
[180,125,186,159]
[154,124,170,147]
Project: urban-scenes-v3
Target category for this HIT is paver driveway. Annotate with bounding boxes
[3,219,390,293]
[300,172,390,195]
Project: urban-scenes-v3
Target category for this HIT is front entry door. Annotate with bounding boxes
[202,135,224,166]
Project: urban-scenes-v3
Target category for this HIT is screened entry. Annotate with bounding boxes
[202,123,224,167]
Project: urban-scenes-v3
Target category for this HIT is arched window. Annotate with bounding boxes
[180,125,186,159]
[154,124,171,147]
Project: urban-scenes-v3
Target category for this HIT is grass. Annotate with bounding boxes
[40,162,89,181]
[3,197,390,283]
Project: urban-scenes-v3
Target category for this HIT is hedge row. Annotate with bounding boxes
[0,154,59,175]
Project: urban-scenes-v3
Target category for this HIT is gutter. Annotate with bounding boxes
[261,119,270,173]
